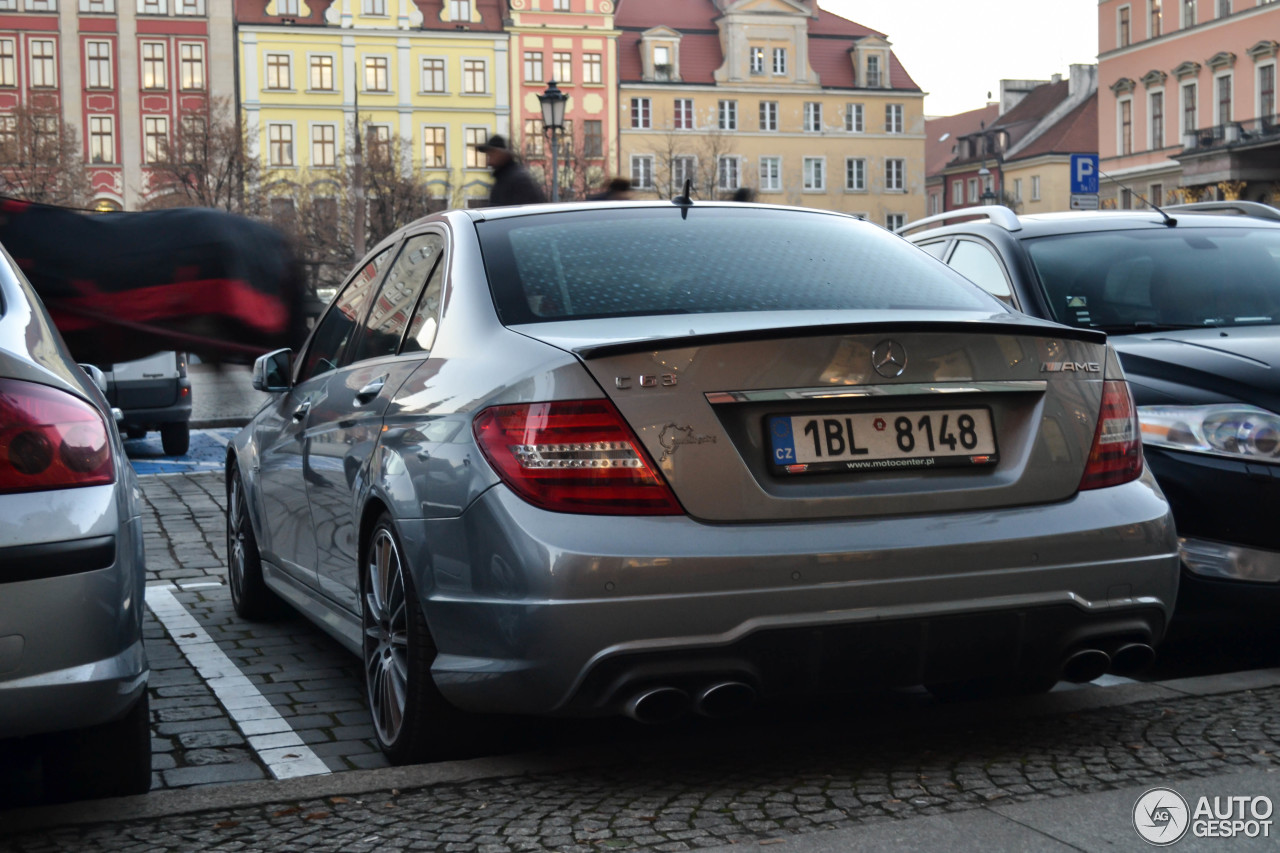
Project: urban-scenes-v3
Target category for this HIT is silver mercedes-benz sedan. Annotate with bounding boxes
[228,201,1180,764]
[0,241,150,799]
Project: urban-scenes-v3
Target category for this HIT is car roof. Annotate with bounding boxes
[904,208,1280,241]
[460,200,864,223]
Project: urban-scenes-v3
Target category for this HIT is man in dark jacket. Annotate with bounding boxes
[477,135,547,207]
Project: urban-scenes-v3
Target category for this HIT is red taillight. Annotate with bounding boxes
[1079,379,1143,491]
[0,378,115,495]
[473,400,684,515]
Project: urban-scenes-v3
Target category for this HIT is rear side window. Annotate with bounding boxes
[477,208,1002,325]
[1027,227,1280,330]
[946,239,1014,305]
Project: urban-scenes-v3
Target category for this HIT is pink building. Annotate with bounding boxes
[1097,0,1279,208]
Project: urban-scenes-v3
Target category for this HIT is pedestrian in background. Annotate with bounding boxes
[588,177,634,201]
[476,135,546,207]
[732,187,757,203]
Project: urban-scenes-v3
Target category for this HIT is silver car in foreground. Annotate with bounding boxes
[0,243,150,799]
[228,202,1180,763]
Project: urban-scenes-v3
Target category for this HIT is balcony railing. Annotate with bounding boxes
[1183,116,1280,151]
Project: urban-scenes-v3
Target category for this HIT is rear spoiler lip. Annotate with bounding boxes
[572,319,1107,359]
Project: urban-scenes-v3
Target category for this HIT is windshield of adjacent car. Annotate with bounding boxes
[1026,227,1280,332]
[476,207,1004,325]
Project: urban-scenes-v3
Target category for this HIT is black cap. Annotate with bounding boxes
[475,134,509,152]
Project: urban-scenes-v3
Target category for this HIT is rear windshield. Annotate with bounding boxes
[1026,227,1280,331]
[476,207,1003,325]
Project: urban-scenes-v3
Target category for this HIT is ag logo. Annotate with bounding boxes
[1134,787,1190,846]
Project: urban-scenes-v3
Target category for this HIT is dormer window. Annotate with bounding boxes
[449,0,469,20]
[772,48,787,75]
[750,47,765,75]
[654,45,671,81]
[866,55,882,88]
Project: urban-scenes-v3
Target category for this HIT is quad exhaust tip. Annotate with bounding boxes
[1110,642,1156,675]
[1061,648,1111,683]
[694,681,757,718]
[624,687,690,724]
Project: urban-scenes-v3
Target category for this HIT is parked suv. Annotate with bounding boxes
[901,201,1280,614]
[99,351,193,455]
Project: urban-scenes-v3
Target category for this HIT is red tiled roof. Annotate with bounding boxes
[925,104,999,177]
[616,0,919,91]
[1010,92,1098,160]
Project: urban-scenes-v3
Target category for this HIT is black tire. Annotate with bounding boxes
[362,513,479,764]
[125,427,146,440]
[227,466,283,620]
[160,422,190,456]
[43,693,151,802]
[925,671,1059,703]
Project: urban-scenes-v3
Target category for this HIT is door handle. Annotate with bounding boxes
[354,376,386,404]
[292,400,311,422]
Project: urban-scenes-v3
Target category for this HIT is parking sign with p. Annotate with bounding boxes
[1071,154,1100,195]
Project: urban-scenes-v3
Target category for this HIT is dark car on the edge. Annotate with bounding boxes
[901,201,1280,614]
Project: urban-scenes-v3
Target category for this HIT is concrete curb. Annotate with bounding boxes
[4,667,1279,837]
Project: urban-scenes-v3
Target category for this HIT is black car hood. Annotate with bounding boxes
[1113,325,1280,411]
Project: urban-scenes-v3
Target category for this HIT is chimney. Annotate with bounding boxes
[1051,73,1062,84]
[1068,63,1098,97]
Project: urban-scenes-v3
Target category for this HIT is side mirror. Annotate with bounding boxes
[79,363,109,394]
[252,348,293,392]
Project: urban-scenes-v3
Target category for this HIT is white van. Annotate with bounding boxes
[98,351,193,455]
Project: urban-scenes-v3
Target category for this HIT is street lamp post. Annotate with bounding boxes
[538,80,568,202]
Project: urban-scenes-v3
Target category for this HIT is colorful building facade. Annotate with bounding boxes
[504,0,619,199]
[0,0,234,209]
[236,0,509,208]
[1097,0,1280,208]
[616,0,925,228]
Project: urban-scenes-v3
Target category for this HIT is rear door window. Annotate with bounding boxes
[346,232,445,364]
[946,239,1015,307]
[297,247,391,383]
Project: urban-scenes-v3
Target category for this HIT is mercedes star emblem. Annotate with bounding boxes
[871,340,908,378]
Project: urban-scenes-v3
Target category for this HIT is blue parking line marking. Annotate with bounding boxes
[127,428,239,476]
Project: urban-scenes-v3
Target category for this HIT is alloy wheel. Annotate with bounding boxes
[364,527,410,748]
[227,475,246,604]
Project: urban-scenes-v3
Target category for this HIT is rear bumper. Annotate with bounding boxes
[0,512,149,739]
[115,379,192,427]
[404,472,1179,716]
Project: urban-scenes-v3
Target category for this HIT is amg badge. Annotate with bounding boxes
[1040,362,1101,373]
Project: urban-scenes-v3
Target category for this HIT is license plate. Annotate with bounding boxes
[768,408,998,474]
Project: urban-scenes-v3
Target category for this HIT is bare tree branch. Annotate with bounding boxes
[0,104,91,207]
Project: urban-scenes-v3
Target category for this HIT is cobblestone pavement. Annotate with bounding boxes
[5,683,1280,852]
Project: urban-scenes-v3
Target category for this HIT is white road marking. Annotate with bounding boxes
[204,429,232,447]
[144,585,332,780]
[174,580,224,590]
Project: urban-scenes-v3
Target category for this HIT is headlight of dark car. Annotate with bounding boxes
[1138,404,1280,462]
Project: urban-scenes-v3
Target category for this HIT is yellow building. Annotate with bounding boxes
[237,0,510,208]
[616,0,925,229]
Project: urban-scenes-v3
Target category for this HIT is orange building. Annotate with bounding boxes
[1097,0,1279,208]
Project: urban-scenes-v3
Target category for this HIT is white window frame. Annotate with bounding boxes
[845,156,866,192]
[422,125,447,168]
[278,0,298,14]
[1148,88,1165,149]
[1258,60,1277,121]
[1149,0,1163,37]
[310,122,337,168]
[671,154,696,193]
[772,47,786,76]
[26,0,57,11]
[138,0,164,13]
[86,40,112,89]
[1181,0,1196,28]
[1214,70,1232,125]
[1031,174,1042,201]
[523,50,543,83]
[582,52,602,84]
[803,101,821,133]
[143,114,168,163]
[718,99,737,131]
[952,179,963,205]
[173,0,201,15]
[1181,80,1198,135]
[88,114,114,163]
[1013,177,1023,202]
[267,121,295,167]
[79,0,113,12]
[865,54,881,87]
[749,47,764,74]
[363,55,390,92]
[631,154,654,189]
[179,41,204,90]
[631,97,651,129]
[1117,3,1132,47]
[420,57,446,93]
[885,103,903,134]
[968,177,979,203]
[0,38,15,87]
[886,213,906,232]
[885,158,905,192]
[552,50,572,84]
[363,0,386,15]
[309,53,335,91]
[673,97,694,131]
[461,57,487,95]
[1118,95,1134,155]
[553,0,568,9]
[845,103,863,132]
[759,155,781,192]
[29,38,57,88]
[717,155,740,191]
[265,52,291,91]
[463,125,488,169]
[802,156,825,192]
[449,0,469,20]
[759,100,778,132]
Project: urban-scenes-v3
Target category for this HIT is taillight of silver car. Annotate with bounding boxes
[1079,379,1143,491]
[473,400,683,515]
[0,378,115,494]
